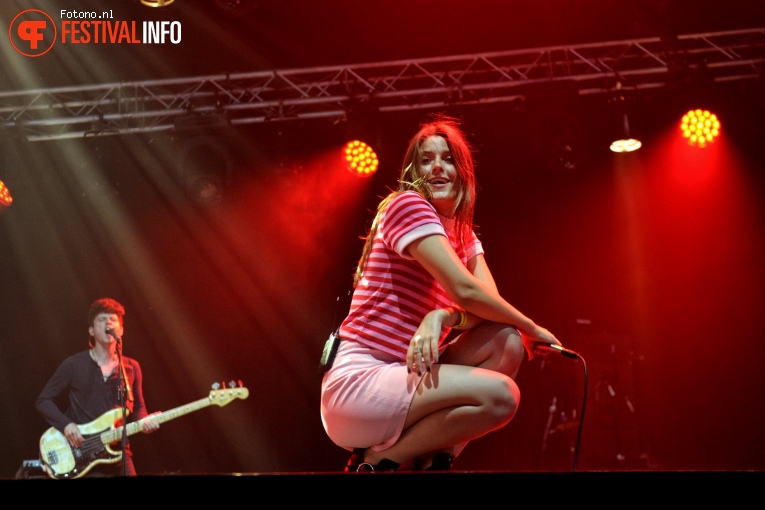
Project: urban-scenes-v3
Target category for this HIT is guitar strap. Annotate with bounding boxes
[120,361,134,402]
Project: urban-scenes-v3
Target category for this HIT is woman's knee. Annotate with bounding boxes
[443,321,525,374]
[499,323,524,353]
[486,375,521,426]
[480,322,525,361]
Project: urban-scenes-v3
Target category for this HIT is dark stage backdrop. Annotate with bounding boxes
[2,0,765,479]
[2,86,764,478]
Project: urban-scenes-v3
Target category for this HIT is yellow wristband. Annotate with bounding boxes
[453,307,467,329]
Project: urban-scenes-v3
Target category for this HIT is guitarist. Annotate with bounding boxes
[35,297,159,477]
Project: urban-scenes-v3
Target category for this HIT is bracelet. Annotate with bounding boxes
[453,307,467,330]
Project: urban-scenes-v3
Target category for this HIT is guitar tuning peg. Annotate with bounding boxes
[237,379,243,388]
[211,382,221,390]
[227,380,235,388]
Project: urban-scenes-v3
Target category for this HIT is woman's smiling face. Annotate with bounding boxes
[420,135,458,217]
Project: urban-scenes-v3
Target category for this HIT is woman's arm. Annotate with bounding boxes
[406,233,559,347]
[467,252,498,293]
[457,252,497,330]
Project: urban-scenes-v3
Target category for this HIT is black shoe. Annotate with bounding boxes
[427,452,454,471]
[343,448,366,473]
[344,447,400,473]
[356,458,400,473]
[413,452,455,471]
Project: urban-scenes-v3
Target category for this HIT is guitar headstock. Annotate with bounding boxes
[209,381,249,406]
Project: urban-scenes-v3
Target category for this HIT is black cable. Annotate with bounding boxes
[533,342,588,472]
[570,353,587,472]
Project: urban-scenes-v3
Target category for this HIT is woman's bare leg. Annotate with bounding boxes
[363,322,525,467]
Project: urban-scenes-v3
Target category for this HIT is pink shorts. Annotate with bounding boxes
[320,339,424,452]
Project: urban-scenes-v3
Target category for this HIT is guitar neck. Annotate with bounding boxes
[100,397,211,445]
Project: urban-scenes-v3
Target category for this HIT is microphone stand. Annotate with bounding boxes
[540,395,557,463]
[115,338,133,477]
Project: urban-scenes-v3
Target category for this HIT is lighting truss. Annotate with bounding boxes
[1,28,763,142]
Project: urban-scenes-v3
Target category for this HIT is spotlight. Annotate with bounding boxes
[0,179,11,208]
[552,142,582,172]
[343,140,378,177]
[543,121,584,173]
[608,82,641,153]
[177,136,233,206]
[610,113,642,153]
[680,109,720,148]
[140,0,175,6]
[184,172,225,206]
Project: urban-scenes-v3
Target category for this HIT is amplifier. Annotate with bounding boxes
[15,459,47,480]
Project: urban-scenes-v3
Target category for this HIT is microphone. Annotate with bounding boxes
[105,327,122,344]
[533,342,580,359]
[106,327,133,402]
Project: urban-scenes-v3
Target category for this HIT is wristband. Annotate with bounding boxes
[453,307,467,329]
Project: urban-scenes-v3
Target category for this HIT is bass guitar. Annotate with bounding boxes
[38,383,249,479]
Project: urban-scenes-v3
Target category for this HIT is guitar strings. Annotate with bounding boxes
[80,435,106,453]
[78,430,123,454]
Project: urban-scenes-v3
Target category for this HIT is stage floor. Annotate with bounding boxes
[5,469,762,503]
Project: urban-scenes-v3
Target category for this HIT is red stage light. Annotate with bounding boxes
[0,180,12,207]
[681,109,721,148]
[343,140,378,177]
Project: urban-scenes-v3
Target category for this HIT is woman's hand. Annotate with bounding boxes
[520,323,561,361]
[407,309,449,374]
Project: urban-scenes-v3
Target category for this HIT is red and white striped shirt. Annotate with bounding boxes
[339,191,484,359]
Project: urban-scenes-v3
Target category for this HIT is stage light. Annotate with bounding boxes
[184,172,226,206]
[610,113,642,153]
[140,0,175,6]
[0,179,11,208]
[343,140,378,177]
[680,109,720,148]
[177,136,233,206]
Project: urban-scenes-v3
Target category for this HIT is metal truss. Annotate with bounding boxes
[1,27,764,142]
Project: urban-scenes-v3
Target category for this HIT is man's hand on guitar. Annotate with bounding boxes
[63,422,83,448]
[141,412,161,434]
